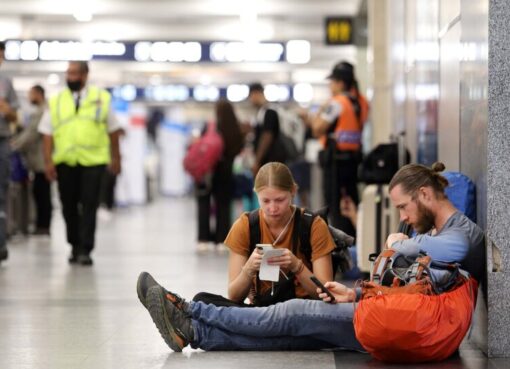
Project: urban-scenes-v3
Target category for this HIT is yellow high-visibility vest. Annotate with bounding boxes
[49,86,111,166]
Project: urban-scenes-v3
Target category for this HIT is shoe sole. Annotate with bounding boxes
[146,286,185,352]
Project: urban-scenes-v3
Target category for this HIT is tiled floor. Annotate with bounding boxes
[0,196,505,369]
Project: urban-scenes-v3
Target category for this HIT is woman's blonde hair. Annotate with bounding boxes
[253,162,297,193]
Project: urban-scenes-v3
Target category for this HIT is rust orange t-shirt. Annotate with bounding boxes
[224,207,335,298]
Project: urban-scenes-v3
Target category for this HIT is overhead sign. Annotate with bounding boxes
[4,40,297,63]
[325,17,353,45]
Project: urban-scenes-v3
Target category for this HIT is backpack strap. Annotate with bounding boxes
[299,209,316,264]
[290,208,301,255]
[370,249,397,285]
[248,210,261,254]
[247,209,263,299]
[406,255,432,284]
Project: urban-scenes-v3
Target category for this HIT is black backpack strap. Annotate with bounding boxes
[248,210,261,254]
[291,208,301,255]
[299,208,316,264]
[347,94,362,129]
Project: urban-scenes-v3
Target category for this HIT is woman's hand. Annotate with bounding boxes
[243,247,264,276]
[267,248,297,271]
[317,281,356,303]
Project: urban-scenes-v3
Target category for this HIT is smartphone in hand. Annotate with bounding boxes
[256,244,273,253]
[310,276,336,303]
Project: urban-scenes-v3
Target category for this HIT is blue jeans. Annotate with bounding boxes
[0,138,9,250]
[189,299,365,351]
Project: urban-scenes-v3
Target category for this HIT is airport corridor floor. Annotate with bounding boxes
[0,197,504,369]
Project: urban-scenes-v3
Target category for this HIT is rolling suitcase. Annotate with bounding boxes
[356,184,399,273]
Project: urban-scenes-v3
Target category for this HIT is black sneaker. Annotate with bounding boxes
[0,247,8,262]
[136,272,189,313]
[77,254,93,266]
[146,285,194,352]
[68,254,78,264]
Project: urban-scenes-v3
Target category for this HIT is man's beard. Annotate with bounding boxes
[413,200,436,234]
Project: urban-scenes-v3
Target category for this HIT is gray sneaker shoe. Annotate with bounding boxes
[137,272,164,309]
[136,272,190,313]
[146,285,194,352]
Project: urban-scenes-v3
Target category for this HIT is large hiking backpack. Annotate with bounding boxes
[354,249,478,363]
[183,122,224,182]
[443,171,476,223]
[247,207,355,277]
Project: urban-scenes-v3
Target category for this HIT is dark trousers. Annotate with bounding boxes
[197,160,233,243]
[56,164,105,256]
[0,138,10,250]
[322,152,359,237]
[33,172,52,229]
[100,170,117,210]
[192,292,252,308]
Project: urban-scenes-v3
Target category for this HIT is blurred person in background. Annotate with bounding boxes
[311,62,366,237]
[337,61,369,126]
[98,127,125,221]
[11,85,52,236]
[39,61,122,266]
[197,99,244,252]
[0,41,20,262]
[248,83,284,176]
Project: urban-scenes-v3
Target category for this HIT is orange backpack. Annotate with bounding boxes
[353,249,478,363]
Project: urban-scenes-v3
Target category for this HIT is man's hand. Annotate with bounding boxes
[45,162,57,182]
[340,196,357,227]
[109,157,121,175]
[385,232,409,249]
[317,281,356,303]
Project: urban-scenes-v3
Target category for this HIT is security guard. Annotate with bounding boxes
[39,61,121,265]
[312,63,365,235]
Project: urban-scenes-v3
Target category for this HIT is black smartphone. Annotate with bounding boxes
[310,276,336,303]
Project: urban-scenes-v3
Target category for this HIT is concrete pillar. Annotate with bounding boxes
[367,0,393,145]
[487,0,510,357]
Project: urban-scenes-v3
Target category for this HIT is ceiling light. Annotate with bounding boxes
[227,84,249,102]
[293,83,314,103]
[73,10,93,22]
[286,40,311,64]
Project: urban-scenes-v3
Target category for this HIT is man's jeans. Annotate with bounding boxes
[189,299,364,351]
[0,138,9,251]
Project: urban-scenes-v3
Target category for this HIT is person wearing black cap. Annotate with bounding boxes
[336,62,369,125]
[0,41,20,262]
[311,62,366,234]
